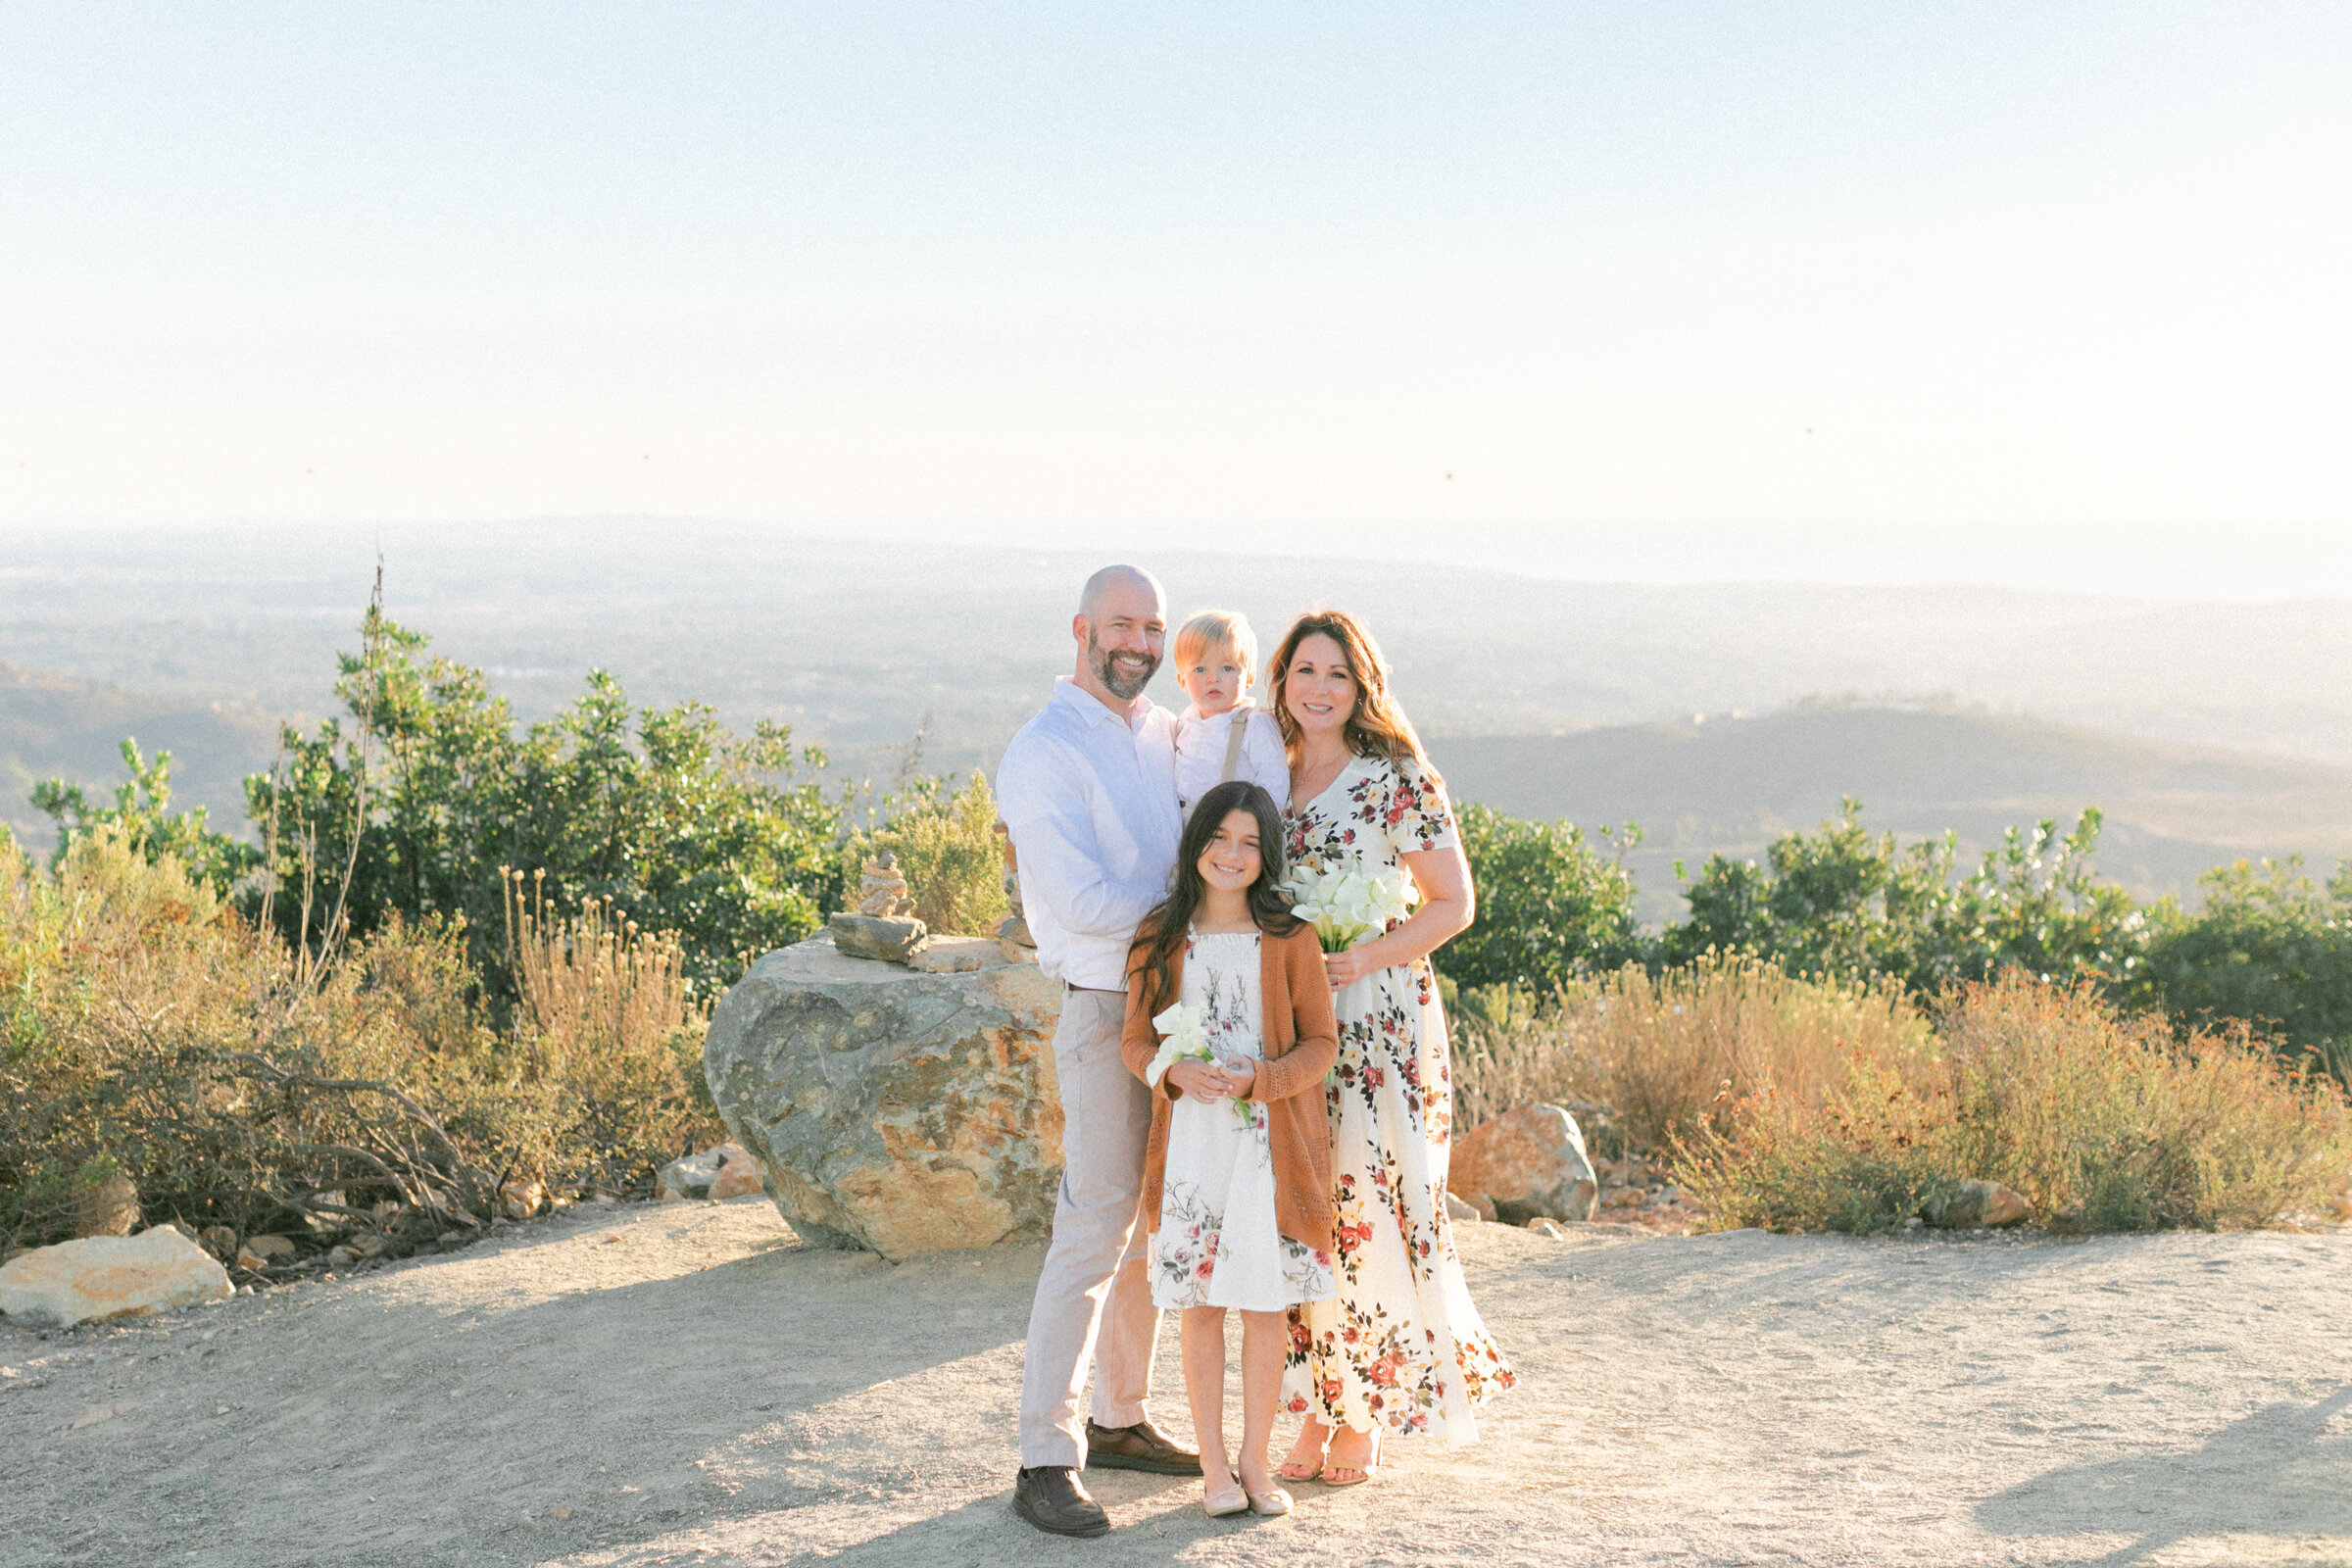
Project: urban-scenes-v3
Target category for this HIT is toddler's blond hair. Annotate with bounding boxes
[1174,610,1259,693]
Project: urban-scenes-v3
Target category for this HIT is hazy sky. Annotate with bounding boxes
[3,5,2347,595]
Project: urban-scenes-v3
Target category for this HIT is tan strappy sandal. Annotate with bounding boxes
[1320,1430,1382,1488]
[1277,1429,1329,1484]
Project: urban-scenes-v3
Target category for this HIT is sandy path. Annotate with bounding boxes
[4,1199,2348,1567]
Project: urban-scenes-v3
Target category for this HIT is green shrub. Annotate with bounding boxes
[244,603,847,996]
[1660,799,2145,994]
[854,769,1009,936]
[1445,804,1644,991]
[2133,857,2352,1080]
[32,737,259,897]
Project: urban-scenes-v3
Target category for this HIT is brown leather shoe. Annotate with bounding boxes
[1084,1417,1203,1475]
[1014,1466,1110,1538]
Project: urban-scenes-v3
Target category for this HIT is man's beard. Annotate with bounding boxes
[1090,634,1159,701]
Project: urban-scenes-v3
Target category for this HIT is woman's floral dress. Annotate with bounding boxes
[1150,930,1336,1312]
[1280,752,1515,1442]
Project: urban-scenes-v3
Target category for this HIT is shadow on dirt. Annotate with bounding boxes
[1975,1384,2352,1565]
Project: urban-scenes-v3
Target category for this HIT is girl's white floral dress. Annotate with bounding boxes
[1279,753,1516,1441]
[1149,930,1336,1313]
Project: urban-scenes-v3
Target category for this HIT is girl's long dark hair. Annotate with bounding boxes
[1132,780,1301,1016]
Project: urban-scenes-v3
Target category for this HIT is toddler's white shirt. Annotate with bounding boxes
[1173,706,1291,818]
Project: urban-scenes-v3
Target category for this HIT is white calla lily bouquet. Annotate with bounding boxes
[1282,856,1419,954]
[1149,1001,1259,1128]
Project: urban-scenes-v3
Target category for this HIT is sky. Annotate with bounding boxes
[2,4,2348,596]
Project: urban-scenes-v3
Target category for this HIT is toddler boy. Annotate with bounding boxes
[1171,610,1290,816]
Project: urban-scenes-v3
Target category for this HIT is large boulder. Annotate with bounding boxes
[0,1227,234,1328]
[1450,1104,1600,1225]
[704,931,1064,1260]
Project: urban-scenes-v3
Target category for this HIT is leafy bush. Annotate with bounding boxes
[245,604,847,995]
[1674,975,2351,1234]
[853,769,1009,936]
[1,830,718,1257]
[1445,804,1644,991]
[1660,799,2146,994]
[33,738,259,896]
[2133,857,2352,1080]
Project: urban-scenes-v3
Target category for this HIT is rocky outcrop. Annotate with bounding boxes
[704,932,1064,1260]
[0,1228,233,1328]
[1450,1104,1600,1225]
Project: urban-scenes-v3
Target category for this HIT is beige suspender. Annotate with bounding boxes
[1217,710,1250,785]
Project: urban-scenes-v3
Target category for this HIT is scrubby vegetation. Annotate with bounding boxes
[1450,953,1927,1154]
[0,827,721,1256]
[14,597,2352,1250]
[1452,962,2351,1235]
[1452,794,2352,1093]
[851,769,1009,936]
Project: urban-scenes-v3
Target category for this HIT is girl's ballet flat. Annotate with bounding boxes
[1202,1484,1250,1518]
[1247,1487,1295,1516]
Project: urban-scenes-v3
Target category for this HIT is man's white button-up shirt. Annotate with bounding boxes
[995,677,1182,992]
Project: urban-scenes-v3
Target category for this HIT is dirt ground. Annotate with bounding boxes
[4,1198,2349,1568]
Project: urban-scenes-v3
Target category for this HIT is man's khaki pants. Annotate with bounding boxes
[1018,987,1160,1468]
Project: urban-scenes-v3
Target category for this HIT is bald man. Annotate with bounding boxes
[995,564,1200,1539]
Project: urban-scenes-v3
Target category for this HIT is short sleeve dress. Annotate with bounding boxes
[1279,752,1516,1442]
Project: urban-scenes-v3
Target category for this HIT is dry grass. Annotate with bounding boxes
[500,869,719,1190]
[0,830,720,1259]
[1450,952,1930,1156]
[1674,975,2352,1234]
[1451,957,2349,1234]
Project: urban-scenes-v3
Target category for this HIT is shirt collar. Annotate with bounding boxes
[1054,675,1152,732]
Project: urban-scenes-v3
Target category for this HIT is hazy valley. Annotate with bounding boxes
[5,523,2350,915]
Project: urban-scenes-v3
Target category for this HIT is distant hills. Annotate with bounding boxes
[0,664,282,854]
[4,523,2350,915]
[1435,699,2352,920]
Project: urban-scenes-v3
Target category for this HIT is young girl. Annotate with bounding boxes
[1121,779,1340,1518]
[1171,611,1292,816]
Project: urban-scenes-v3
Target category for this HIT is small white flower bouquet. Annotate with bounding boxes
[1149,1001,1259,1129]
[1282,856,1418,954]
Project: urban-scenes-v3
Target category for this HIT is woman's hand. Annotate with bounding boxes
[1323,947,1374,990]
[1324,845,1477,986]
[1219,1055,1258,1100]
[1165,1058,1227,1101]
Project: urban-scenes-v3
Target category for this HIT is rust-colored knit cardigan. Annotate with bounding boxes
[1120,921,1341,1255]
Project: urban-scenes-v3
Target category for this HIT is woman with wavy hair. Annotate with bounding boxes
[1268,609,1514,1486]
